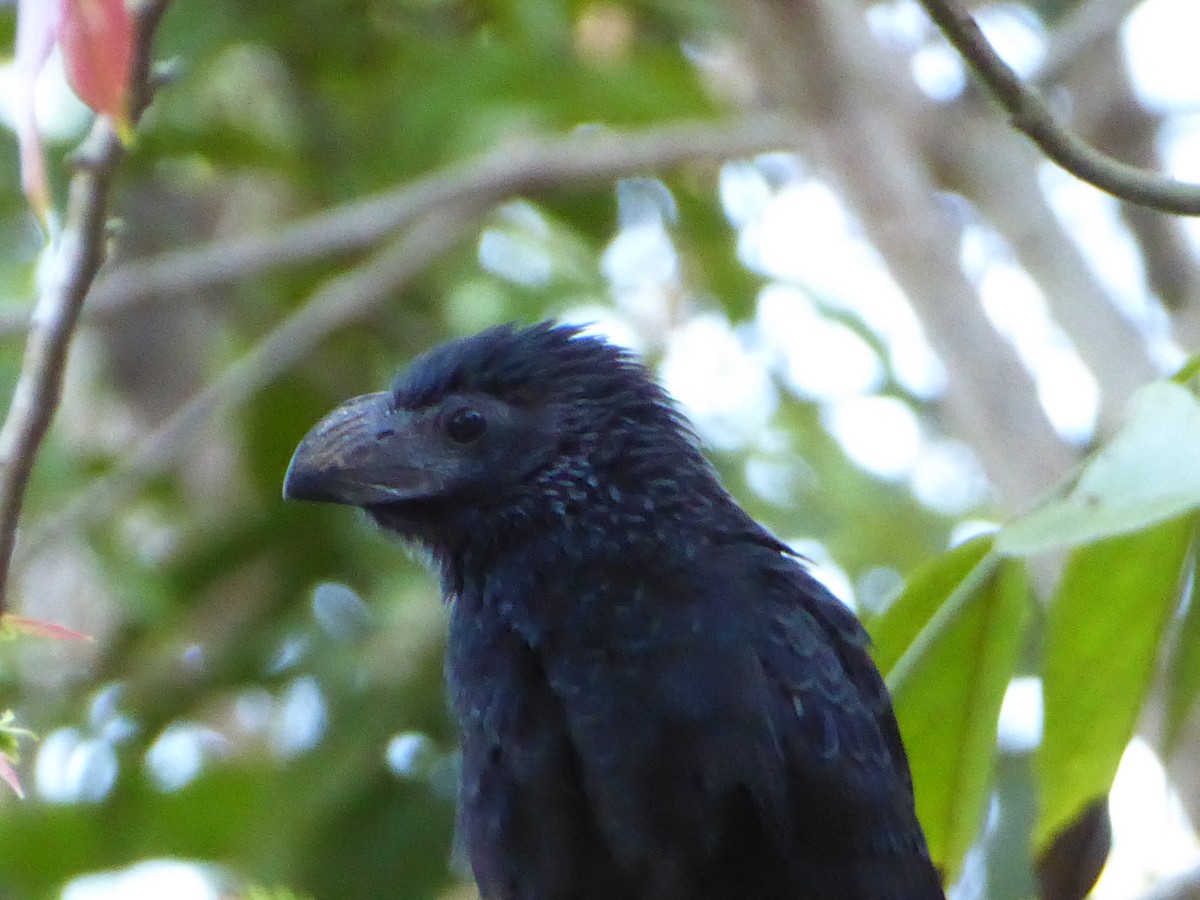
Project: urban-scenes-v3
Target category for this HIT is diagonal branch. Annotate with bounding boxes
[24,207,481,555]
[916,0,1200,215]
[0,0,172,614]
[20,113,803,570]
[0,112,799,338]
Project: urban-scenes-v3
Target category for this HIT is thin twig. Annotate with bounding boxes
[23,208,480,554]
[0,0,172,613]
[916,0,1200,215]
[0,113,799,337]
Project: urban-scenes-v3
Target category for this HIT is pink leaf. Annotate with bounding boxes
[0,755,24,800]
[0,614,92,642]
[58,0,134,136]
[13,0,62,219]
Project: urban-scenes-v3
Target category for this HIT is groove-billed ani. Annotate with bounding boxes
[283,322,943,900]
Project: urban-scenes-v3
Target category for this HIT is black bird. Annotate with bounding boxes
[283,322,943,900]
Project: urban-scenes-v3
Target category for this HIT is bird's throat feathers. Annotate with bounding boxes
[401,429,740,599]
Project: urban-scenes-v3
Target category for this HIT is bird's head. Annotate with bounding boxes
[283,322,713,560]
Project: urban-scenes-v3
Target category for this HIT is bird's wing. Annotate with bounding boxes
[755,553,945,898]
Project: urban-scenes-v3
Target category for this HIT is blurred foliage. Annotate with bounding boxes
[0,0,1195,898]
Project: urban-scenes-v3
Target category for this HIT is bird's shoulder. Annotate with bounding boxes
[748,551,940,877]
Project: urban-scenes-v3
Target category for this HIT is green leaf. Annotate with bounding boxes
[869,533,995,677]
[1165,548,1200,750]
[998,382,1200,555]
[875,543,1029,880]
[1034,513,1195,851]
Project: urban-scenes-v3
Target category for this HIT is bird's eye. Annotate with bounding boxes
[446,408,487,443]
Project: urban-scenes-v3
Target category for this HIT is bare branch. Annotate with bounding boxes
[916,0,1200,215]
[0,113,799,338]
[0,0,172,613]
[20,112,804,566]
[728,0,1078,507]
[24,207,480,554]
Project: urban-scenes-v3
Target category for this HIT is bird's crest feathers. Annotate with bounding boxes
[392,322,641,411]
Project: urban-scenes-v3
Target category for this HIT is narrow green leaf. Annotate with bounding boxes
[1165,551,1200,750]
[870,533,995,678]
[998,382,1200,555]
[882,553,1029,880]
[1034,514,1195,851]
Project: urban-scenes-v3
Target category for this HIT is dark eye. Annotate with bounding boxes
[446,408,486,443]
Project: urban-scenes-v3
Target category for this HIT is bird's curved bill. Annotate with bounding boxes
[283,391,442,506]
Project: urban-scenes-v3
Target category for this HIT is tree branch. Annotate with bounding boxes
[728,0,1078,507]
[0,0,172,614]
[0,113,799,338]
[916,0,1200,215]
[24,207,481,554]
[19,111,803,573]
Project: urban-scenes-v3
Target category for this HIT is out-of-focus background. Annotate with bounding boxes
[0,0,1199,897]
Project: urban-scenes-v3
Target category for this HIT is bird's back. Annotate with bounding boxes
[448,532,942,900]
